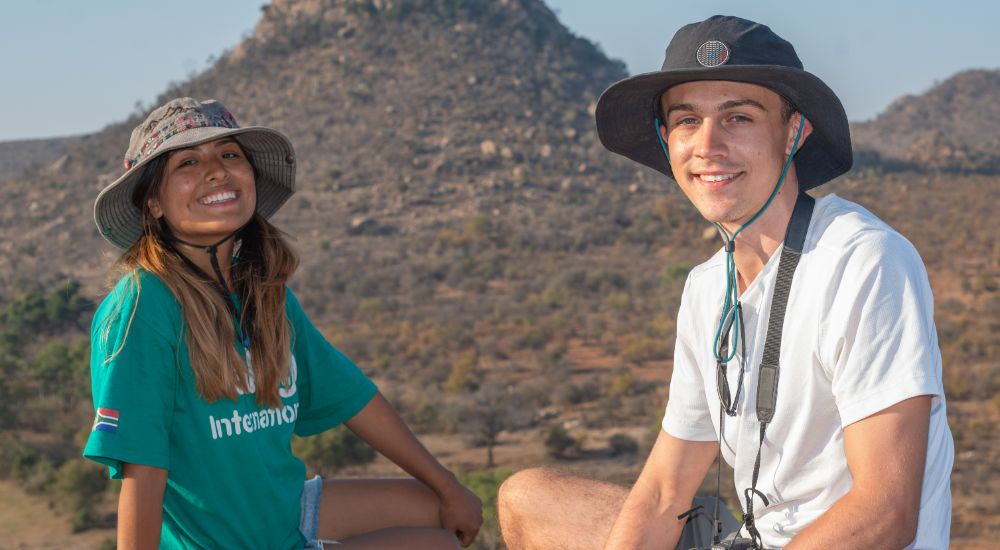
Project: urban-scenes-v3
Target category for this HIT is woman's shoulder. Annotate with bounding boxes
[283,286,309,324]
[94,270,182,338]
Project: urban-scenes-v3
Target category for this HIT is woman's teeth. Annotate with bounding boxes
[200,191,236,205]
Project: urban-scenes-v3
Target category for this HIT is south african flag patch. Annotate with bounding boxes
[93,408,120,434]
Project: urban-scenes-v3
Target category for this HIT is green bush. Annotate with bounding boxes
[292,426,376,476]
[53,459,108,512]
[543,426,576,459]
[458,468,513,550]
[608,433,639,456]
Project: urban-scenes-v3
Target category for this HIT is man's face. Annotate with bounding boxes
[659,81,811,228]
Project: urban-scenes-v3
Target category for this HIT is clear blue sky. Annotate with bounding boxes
[2,0,997,141]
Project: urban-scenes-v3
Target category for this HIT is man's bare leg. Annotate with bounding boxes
[498,468,627,550]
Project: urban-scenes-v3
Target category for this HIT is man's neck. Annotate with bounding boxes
[721,183,800,294]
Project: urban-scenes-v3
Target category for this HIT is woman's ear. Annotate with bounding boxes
[787,114,814,155]
[148,197,163,219]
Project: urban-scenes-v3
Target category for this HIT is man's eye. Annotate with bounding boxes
[728,114,752,123]
[675,117,699,126]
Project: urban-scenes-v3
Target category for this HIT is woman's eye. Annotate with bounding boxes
[177,158,196,167]
[222,151,240,159]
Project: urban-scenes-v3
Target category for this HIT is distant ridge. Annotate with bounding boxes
[852,69,1000,173]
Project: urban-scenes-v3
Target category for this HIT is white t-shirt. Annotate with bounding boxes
[663,194,953,549]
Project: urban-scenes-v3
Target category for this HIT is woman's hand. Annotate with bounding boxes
[436,477,484,547]
[345,393,485,546]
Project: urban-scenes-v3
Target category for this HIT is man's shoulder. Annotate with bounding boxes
[809,194,921,263]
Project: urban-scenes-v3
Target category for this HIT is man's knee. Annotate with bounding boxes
[499,468,550,519]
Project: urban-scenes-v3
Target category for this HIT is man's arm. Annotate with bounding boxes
[118,463,168,550]
[786,395,931,549]
[604,430,718,550]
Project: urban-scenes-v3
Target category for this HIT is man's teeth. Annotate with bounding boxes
[200,191,236,205]
[700,174,737,182]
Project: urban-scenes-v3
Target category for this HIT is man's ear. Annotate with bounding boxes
[787,114,814,155]
[148,197,163,219]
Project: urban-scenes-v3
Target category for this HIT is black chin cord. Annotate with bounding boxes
[171,232,237,297]
[164,229,250,349]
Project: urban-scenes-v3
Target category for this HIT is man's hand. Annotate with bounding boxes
[604,430,717,550]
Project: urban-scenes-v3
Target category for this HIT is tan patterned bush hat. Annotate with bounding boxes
[94,98,296,249]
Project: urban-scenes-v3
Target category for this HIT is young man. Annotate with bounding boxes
[498,16,953,550]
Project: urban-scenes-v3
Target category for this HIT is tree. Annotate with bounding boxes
[29,338,89,403]
[45,280,94,329]
[52,459,108,532]
[463,380,527,468]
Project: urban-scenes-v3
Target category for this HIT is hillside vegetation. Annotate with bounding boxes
[0,1,997,547]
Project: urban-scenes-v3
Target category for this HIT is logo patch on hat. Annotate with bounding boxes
[696,40,730,67]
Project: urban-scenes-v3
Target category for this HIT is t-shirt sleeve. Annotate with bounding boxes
[285,288,377,437]
[822,231,944,427]
[662,276,717,441]
[83,278,177,479]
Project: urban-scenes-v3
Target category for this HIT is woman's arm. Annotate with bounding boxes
[118,463,168,550]
[344,392,483,546]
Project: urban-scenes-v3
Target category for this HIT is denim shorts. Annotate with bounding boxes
[300,475,341,548]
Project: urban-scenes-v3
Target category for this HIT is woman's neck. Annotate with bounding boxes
[174,238,236,290]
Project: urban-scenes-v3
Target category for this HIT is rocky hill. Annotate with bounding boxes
[0,0,680,293]
[0,2,997,546]
[853,69,1000,173]
[0,136,78,180]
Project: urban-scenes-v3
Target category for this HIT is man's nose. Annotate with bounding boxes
[693,119,727,159]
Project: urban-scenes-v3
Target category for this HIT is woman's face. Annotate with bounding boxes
[148,138,256,245]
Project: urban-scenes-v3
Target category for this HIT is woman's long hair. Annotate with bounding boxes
[107,150,299,408]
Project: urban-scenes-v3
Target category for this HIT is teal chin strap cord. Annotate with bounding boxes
[653,114,806,362]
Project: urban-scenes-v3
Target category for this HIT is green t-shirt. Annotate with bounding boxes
[84,270,377,549]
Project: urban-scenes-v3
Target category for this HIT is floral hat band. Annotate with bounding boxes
[124,108,240,170]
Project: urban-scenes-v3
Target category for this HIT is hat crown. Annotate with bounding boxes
[124,98,240,170]
[662,15,802,72]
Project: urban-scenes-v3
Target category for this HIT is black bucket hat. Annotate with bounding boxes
[595,15,852,190]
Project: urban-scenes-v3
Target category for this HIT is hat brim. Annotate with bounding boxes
[595,65,852,190]
[95,126,296,249]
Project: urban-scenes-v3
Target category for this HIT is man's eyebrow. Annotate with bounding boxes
[718,99,767,112]
[664,103,696,116]
[664,99,767,117]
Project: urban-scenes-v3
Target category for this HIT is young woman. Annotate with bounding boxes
[85,98,482,549]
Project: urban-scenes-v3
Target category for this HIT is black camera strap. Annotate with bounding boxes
[738,191,814,548]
